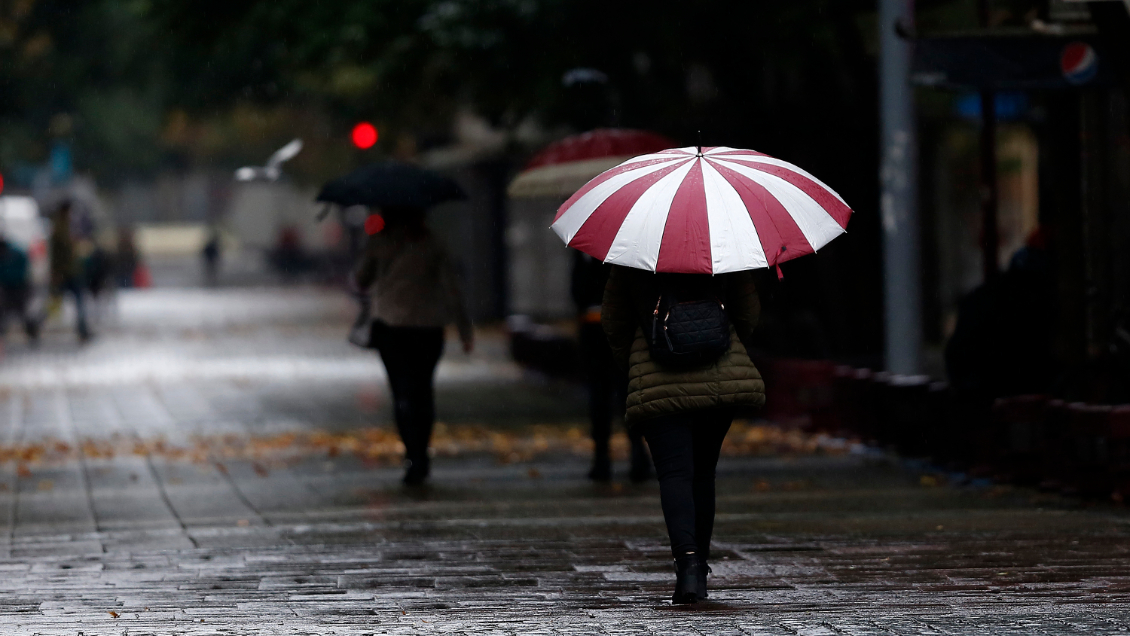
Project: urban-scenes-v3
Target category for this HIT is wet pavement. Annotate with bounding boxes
[0,288,1128,634]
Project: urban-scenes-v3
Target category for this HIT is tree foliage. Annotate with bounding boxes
[0,0,904,194]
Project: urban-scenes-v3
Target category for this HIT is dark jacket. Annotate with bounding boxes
[0,242,29,289]
[601,266,766,426]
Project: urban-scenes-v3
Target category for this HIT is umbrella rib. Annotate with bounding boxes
[554,159,689,246]
[710,154,849,207]
[705,157,792,267]
[701,159,767,273]
[709,157,842,255]
[604,160,697,271]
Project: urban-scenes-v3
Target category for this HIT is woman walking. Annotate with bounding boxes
[601,267,764,603]
[353,206,473,485]
[550,144,853,603]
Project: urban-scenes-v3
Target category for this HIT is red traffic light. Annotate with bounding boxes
[351,122,378,149]
[364,213,385,235]
[0,171,4,195]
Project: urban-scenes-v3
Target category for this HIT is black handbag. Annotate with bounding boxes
[646,286,731,367]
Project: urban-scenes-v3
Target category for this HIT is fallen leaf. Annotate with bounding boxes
[37,479,54,492]
[16,464,31,478]
[108,611,119,618]
[252,462,269,478]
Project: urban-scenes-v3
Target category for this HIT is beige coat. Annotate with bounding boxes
[354,227,472,342]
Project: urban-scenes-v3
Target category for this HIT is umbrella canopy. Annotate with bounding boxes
[316,162,466,209]
[508,129,675,199]
[551,147,852,275]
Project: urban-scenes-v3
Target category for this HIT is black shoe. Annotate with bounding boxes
[587,455,611,482]
[403,457,429,486]
[697,554,710,599]
[672,553,704,604]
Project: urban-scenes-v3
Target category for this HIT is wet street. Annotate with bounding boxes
[0,288,1128,634]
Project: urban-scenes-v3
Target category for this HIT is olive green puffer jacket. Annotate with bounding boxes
[601,266,766,427]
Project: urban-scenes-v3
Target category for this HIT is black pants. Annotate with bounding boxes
[0,284,35,338]
[642,412,732,559]
[55,278,89,338]
[578,323,639,456]
[375,325,445,464]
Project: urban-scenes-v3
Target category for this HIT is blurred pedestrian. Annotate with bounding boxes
[0,233,38,342]
[601,266,765,604]
[202,226,222,287]
[115,226,140,288]
[49,201,90,341]
[946,228,1056,399]
[352,207,473,486]
[84,240,112,299]
[82,237,115,329]
[572,251,651,482]
[273,225,306,282]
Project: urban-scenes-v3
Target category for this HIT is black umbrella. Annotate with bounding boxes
[315,162,466,210]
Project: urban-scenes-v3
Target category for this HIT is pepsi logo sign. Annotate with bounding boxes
[1061,42,1098,85]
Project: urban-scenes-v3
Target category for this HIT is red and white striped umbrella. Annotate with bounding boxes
[551,146,852,275]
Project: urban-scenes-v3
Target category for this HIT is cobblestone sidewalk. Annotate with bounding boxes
[0,288,1126,634]
[3,454,1130,635]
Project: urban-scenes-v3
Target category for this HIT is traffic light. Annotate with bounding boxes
[351,122,378,149]
[0,171,4,195]
[364,213,385,235]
